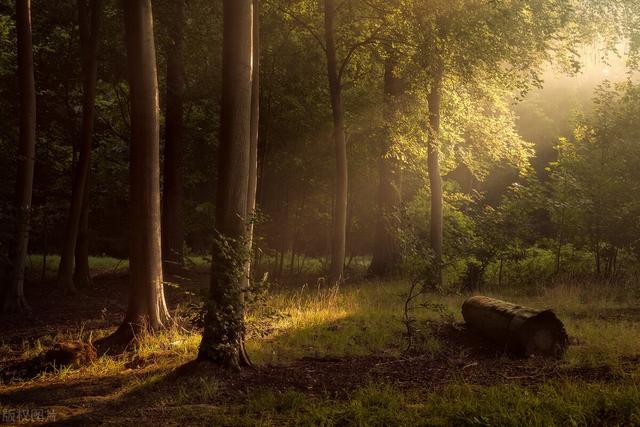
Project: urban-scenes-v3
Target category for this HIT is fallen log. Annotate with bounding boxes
[462,296,568,357]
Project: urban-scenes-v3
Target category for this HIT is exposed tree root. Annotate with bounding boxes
[239,338,254,369]
[57,277,78,295]
[94,323,138,355]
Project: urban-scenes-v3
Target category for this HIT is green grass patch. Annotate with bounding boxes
[161,381,640,426]
[26,254,128,278]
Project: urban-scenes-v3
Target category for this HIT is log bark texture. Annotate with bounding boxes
[462,296,568,357]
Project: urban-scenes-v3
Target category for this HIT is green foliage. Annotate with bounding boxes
[546,81,640,278]
[199,231,251,365]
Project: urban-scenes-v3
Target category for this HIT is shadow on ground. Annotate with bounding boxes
[0,316,632,425]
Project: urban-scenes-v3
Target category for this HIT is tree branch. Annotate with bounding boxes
[264,0,326,52]
[338,25,383,81]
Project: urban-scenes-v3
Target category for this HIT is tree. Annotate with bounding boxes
[161,0,186,274]
[245,0,260,288]
[426,66,444,286]
[57,0,102,292]
[3,0,36,313]
[323,0,347,284]
[369,56,403,277]
[401,0,576,287]
[3,0,36,312]
[198,0,254,369]
[549,83,640,277]
[74,188,91,287]
[103,0,169,345]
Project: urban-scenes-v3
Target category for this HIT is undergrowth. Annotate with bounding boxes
[1,278,640,425]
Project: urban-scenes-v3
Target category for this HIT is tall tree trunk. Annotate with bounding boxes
[161,0,185,274]
[427,70,443,288]
[324,0,347,284]
[3,0,36,313]
[57,0,101,293]
[198,0,253,369]
[369,57,403,277]
[74,192,91,287]
[105,0,168,345]
[244,0,260,290]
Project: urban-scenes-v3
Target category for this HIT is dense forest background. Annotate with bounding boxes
[1,0,639,291]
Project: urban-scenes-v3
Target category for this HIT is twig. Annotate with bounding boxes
[374,354,427,367]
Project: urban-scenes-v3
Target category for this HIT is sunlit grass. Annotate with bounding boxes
[2,274,640,425]
[133,322,201,362]
[246,281,452,364]
[14,277,640,374]
[4,277,640,391]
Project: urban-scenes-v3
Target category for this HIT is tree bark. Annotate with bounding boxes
[244,0,260,290]
[324,0,347,284]
[198,0,253,369]
[427,70,443,288]
[104,0,168,346]
[369,57,403,277]
[462,296,568,357]
[161,0,186,274]
[74,192,91,288]
[3,0,36,313]
[57,0,101,293]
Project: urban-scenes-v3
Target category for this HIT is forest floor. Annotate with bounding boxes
[1,259,640,425]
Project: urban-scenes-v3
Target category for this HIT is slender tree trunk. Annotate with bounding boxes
[369,57,403,277]
[3,0,36,313]
[298,253,307,274]
[324,0,347,284]
[103,0,168,346]
[57,0,101,293]
[427,70,444,288]
[198,0,253,369]
[289,242,295,276]
[161,0,186,274]
[244,0,260,289]
[74,192,91,287]
[41,207,47,282]
[276,249,287,277]
[554,208,565,275]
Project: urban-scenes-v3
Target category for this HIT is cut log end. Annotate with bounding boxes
[518,310,568,357]
[462,296,569,358]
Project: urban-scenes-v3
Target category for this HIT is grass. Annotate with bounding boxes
[89,380,640,426]
[2,259,640,425]
[243,280,640,366]
[26,254,128,278]
[246,282,436,363]
[230,381,640,426]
